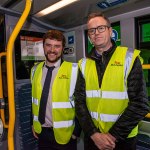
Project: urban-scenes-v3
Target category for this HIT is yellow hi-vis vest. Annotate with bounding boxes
[31,61,78,144]
[79,47,140,138]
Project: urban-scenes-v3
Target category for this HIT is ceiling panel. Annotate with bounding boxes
[0,0,149,29]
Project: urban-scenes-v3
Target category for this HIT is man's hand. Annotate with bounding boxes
[91,132,115,150]
[32,126,38,139]
[107,133,116,143]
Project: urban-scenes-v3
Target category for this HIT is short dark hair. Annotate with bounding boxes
[43,30,66,47]
[87,12,111,27]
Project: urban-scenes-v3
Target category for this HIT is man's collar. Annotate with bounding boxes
[45,58,61,68]
[90,39,117,59]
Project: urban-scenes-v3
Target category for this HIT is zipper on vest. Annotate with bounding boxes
[98,54,105,87]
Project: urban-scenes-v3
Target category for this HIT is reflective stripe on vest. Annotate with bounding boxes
[80,58,86,77]
[86,90,101,97]
[90,111,119,122]
[124,48,134,87]
[53,120,74,128]
[102,91,128,99]
[33,115,38,121]
[53,102,74,108]
[69,63,78,103]
[90,111,98,120]
[86,90,128,99]
[32,97,38,105]
[31,62,40,83]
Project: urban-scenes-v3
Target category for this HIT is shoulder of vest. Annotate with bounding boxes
[79,57,93,63]
[61,61,78,68]
[116,46,128,51]
[134,48,141,53]
[117,46,140,53]
[34,62,44,70]
[31,61,44,81]
[61,61,71,66]
[116,47,141,56]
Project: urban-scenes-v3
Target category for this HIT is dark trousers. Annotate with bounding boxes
[84,136,137,150]
[38,127,77,150]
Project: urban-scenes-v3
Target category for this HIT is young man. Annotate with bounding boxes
[31,30,81,150]
[75,12,149,150]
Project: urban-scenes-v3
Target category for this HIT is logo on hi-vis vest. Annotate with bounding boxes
[59,74,69,79]
[111,61,123,66]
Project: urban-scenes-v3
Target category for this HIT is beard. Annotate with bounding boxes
[45,51,61,63]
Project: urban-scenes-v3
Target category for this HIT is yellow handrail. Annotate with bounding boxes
[6,0,32,150]
[0,53,6,98]
[0,52,8,128]
[145,113,150,118]
[142,64,150,69]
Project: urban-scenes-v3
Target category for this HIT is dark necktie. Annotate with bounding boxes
[38,66,55,124]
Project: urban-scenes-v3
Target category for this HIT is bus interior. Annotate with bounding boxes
[0,0,150,150]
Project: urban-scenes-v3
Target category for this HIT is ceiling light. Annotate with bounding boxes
[35,0,78,17]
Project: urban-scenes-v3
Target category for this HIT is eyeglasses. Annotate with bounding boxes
[88,25,110,35]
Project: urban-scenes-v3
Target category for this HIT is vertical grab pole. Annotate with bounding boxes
[0,52,8,128]
[6,0,32,150]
